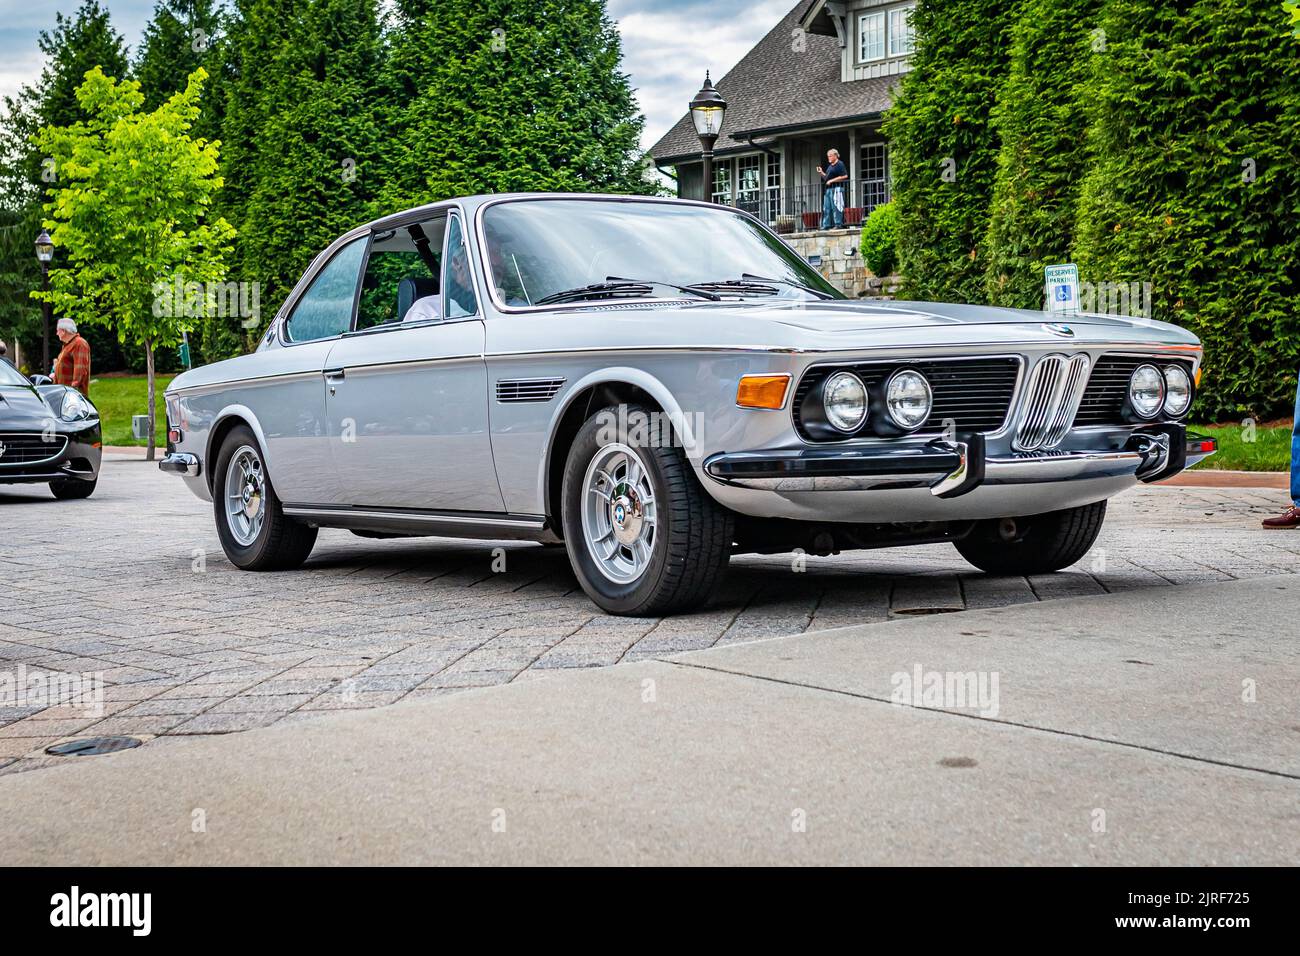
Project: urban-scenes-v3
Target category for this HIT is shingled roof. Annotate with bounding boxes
[648,0,899,165]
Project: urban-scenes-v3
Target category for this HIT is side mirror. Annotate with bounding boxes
[29,374,52,386]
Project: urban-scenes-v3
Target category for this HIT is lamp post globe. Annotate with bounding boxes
[689,73,727,203]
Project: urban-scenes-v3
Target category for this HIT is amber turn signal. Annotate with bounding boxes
[736,374,791,409]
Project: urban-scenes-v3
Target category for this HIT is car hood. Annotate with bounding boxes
[543,298,1202,355]
[0,384,55,427]
[739,299,1198,340]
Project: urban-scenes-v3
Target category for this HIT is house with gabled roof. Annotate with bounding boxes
[649,0,915,234]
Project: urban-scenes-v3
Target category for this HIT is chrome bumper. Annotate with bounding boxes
[703,427,1215,495]
[158,452,201,477]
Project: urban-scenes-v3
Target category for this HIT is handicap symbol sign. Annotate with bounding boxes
[1044,264,1079,314]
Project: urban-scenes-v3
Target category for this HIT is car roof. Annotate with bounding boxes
[362,192,726,234]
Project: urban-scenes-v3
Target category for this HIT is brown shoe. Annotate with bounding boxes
[1262,506,1300,529]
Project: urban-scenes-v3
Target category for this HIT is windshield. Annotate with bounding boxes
[0,359,30,387]
[480,198,842,308]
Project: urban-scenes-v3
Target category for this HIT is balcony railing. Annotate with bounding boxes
[716,178,891,233]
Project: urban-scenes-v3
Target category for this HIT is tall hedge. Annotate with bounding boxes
[1072,0,1300,418]
[884,0,1020,303]
[984,0,1101,309]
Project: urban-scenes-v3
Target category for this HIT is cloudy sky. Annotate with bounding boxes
[0,0,794,149]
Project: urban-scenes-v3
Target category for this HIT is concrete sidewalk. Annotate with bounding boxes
[1,576,1296,865]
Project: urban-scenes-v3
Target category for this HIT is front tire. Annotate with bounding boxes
[561,404,733,615]
[955,500,1106,575]
[49,477,96,499]
[213,425,317,571]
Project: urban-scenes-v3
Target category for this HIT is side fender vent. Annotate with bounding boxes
[496,377,566,403]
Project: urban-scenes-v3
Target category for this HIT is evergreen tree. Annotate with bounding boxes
[983,0,1102,309]
[884,0,1020,303]
[216,0,383,338]
[1072,0,1300,418]
[135,1,225,114]
[0,1,130,370]
[379,0,651,206]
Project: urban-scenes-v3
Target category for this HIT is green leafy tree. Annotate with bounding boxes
[1072,0,1300,418]
[217,0,384,329]
[984,0,1102,309]
[0,0,130,370]
[135,1,225,115]
[33,67,236,459]
[884,0,1021,303]
[379,0,652,206]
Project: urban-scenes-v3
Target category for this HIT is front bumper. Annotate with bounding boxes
[0,422,102,485]
[701,425,1215,522]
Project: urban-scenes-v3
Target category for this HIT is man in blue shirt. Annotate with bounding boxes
[817,148,848,229]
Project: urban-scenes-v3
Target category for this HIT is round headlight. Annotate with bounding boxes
[1128,364,1165,419]
[822,371,868,432]
[1162,365,1192,417]
[885,369,933,430]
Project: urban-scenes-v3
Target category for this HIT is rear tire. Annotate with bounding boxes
[213,424,317,571]
[561,404,732,615]
[955,500,1106,575]
[49,477,96,499]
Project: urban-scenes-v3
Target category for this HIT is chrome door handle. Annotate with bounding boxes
[324,368,345,396]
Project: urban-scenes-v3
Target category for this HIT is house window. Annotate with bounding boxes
[889,5,916,57]
[736,155,763,217]
[712,160,732,204]
[858,11,885,62]
[860,142,891,212]
[766,153,781,222]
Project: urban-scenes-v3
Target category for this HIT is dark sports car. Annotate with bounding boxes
[0,359,101,499]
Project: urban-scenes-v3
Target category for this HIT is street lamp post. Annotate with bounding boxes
[689,73,727,204]
[34,229,54,372]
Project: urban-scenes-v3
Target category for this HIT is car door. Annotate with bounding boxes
[322,212,505,512]
[254,234,368,506]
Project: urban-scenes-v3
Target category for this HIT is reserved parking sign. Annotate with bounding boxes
[1044,263,1080,314]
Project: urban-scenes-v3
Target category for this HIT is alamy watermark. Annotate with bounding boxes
[153,277,262,329]
[0,665,104,718]
[594,404,705,454]
[890,663,1000,718]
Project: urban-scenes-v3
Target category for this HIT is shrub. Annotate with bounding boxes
[859,202,899,276]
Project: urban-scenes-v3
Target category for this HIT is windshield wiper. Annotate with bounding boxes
[690,274,833,300]
[534,277,721,306]
[605,277,721,301]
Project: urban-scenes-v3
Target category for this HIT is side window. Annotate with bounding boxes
[355,219,444,330]
[284,236,367,343]
[443,215,479,319]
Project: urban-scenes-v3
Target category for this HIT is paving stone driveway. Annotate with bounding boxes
[2,458,1297,775]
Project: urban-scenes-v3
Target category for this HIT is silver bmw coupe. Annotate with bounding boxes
[160,194,1214,615]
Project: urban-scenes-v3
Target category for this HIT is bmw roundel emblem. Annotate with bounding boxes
[614,504,625,523]
[1043,322,1075,338]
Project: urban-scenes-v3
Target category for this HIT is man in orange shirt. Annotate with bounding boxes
[52,317,91,397]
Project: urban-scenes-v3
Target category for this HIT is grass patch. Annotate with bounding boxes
[88,374,174,447]
[1189,421,1292,472]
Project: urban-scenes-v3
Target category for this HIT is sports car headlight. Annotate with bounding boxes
[1128,364,1165,419]
[1162,365,1192,417]
[59,389,93,421]
[885,369,933,430]
[822,371,868,432]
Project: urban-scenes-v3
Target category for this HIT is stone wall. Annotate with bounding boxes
[784,228,902,299]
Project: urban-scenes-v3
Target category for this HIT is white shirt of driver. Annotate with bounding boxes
[404,294,442,323]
